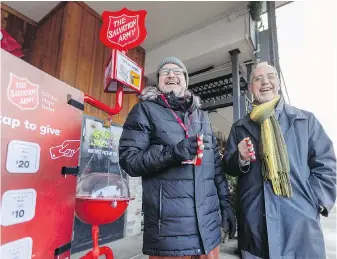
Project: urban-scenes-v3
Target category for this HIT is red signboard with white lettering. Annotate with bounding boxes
[1,49,83,258]
[100,8,147,51]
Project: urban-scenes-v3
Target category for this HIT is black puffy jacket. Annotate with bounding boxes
[119,87,231,256]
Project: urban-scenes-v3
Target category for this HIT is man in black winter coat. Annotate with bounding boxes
[119,57,236,259]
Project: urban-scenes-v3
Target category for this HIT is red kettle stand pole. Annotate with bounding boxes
[84,83,124,116]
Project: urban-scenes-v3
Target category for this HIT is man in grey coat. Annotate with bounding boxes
[222,62,336,259]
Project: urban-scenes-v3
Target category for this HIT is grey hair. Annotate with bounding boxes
[249,62,279,85]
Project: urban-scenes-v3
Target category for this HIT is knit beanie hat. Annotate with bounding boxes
[156,57,189,86]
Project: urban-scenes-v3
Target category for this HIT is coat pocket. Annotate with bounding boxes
[306,179,320,210]
[158,181,163,233]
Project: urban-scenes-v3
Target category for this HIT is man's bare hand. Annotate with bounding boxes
[238,137,254,161]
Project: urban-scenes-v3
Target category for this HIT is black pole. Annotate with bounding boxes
[240,95,248,119]
[246,62,253,101]
[267,1,280,75]
[229,49,241,122]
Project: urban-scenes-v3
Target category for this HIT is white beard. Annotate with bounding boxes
[158,84,186,97]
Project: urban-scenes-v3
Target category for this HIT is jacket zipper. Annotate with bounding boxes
[158,182,163,233]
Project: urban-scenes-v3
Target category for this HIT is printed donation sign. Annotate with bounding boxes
[100,8,147,51]
[100,8,147,94]
[104,50,143,94]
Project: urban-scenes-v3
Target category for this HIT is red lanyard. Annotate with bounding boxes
[160,94,190,138]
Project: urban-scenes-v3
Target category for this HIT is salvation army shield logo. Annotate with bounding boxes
[107,15,139,47]
[100,8,147,50]
[7,72,40,111]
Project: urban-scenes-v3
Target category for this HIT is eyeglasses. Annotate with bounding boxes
[252,73,278,82]
[159,68,184,76]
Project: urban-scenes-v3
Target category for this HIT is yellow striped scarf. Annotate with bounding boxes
[250,96,292,197]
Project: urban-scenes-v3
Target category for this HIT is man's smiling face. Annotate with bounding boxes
[249,64,280,104]
[158,63,187,97]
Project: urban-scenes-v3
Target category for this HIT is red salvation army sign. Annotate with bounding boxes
[100,8,147,50]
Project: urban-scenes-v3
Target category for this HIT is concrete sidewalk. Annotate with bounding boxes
[71,234,240,259]
[72,208,336,259]
[321,207,337,259]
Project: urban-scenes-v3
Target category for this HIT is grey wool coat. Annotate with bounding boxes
[223,100,336,259]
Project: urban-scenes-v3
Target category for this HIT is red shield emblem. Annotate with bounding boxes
[100,8,147,51]
[7,72,40,111]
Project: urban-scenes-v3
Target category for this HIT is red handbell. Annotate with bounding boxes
[245,138,256,162]
[194,134,204,166]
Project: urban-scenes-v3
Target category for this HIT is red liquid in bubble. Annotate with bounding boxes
[75,196,133,225]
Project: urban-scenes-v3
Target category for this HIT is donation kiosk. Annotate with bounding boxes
[1,7,147,259]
